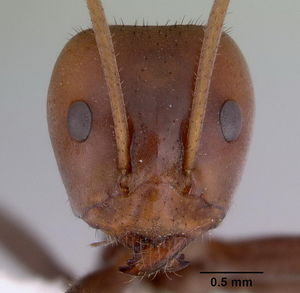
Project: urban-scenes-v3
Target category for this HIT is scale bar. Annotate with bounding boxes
[200,272,264,274]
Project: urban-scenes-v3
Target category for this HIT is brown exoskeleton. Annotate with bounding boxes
[2,1,300,292]
[47,0,253,280]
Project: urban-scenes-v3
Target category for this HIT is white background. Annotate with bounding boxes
[0,0,299,279]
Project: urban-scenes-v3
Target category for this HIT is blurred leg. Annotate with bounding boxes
[0,207,72,283]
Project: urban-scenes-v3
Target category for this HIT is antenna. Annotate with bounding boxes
[184,0,230,173]
[86,0,130,174]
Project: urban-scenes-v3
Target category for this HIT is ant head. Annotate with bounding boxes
[47,0,253,275]
[48,25,253,236]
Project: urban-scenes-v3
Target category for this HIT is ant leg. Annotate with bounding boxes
[148,237,300,293]
[0,207,72,283]
[66,244,133,293]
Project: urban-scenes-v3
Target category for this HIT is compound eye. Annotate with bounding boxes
[67,101,92,142]
[219,100,242,142]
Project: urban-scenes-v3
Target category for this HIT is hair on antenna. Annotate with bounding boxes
[86,0,130,174]
[184,0,230,173]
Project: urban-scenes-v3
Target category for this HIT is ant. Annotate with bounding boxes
[1,1,299,292]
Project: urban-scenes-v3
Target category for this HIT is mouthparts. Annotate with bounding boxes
[118,233,192,276]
